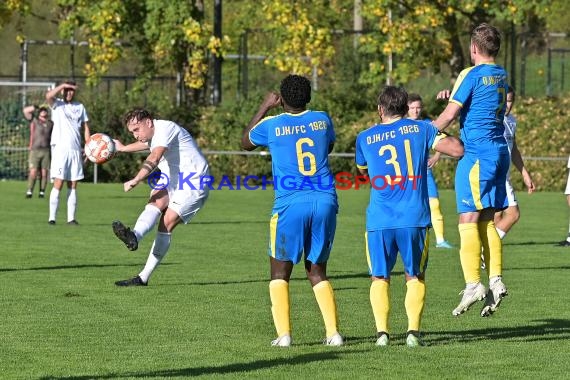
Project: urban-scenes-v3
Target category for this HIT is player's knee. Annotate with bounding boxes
[306,264,327,285]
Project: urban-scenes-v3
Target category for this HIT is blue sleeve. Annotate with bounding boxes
[355,134,367,169]
[449,67,475,107]
[425,122,439,149]
[248,119,269,147]
[326,113,336,144]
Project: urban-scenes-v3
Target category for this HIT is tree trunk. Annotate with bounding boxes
[445,14,465,84]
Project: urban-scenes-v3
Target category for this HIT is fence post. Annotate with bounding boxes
[243,30,249,99]
[510,22,516,89]
[520,33,527,97]
[20,41,28,107]
[212,0,222,105]
[547,48,552,97]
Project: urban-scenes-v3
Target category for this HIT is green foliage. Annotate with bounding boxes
[50,0,223,92]
[195,93,272,181]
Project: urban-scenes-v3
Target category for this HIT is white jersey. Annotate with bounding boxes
[503,114,517,180]
[503,114,516,155]
[150,119,209,190]
[50,99,89,151]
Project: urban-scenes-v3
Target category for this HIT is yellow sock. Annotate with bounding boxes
[370,280,390,334]
[269,279,290,337]
[479,220,502,278]
[405,279,426,332]
[429,198,445,242]
[458,223,481,283]
[313,280,339,338]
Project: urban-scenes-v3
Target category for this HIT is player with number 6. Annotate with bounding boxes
[241,74,343,348]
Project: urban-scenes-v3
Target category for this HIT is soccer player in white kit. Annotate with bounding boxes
[492,86,535,240]
[112,108,209,286]
[46,80,91,225]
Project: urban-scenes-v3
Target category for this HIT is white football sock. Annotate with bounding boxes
[133,204,162,242]
[49,188,60,221]
[67,189,77,222]
[139,232,171,284]
[496,227,506,240]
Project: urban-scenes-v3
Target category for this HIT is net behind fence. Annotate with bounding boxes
[0,82,55,180]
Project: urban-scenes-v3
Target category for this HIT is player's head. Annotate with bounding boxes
[280,75,311,109]
[123,108,155,143]
[407,93,423,120]
[470,23,501,60]
[38,107,49,121]
[62,80,77,102]
[505,85,516,116]
[377,86,409,121]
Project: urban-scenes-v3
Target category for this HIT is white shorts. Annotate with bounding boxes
[505,178,517,207]
[168,187,209,224]
[50,148,84,181]
[565,169,570,195]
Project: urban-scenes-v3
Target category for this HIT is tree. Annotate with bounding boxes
[55,1,224,96]
[0,0,30,30]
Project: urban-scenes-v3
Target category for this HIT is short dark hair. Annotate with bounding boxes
[407,93,423,104]
[64,80,76,86]
[471,23,501,57]
[280,75,311,109]
[38,106,49,115]
[123,108,154,127]
[377,86,409,118]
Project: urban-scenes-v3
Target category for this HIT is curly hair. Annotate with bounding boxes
[122,108,154,127]
[280,75,311,109]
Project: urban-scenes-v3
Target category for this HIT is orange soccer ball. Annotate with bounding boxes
[85,133,116,164]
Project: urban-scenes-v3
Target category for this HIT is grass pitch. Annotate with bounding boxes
[1,180,570,379]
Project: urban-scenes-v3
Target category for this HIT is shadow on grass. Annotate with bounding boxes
[39,350,364,380]
[0,263,175,273]
[191,220,268,225]
[426,318,570,345]
[165,271,374,287]
[507,266,570,271]
[503,240,565,246]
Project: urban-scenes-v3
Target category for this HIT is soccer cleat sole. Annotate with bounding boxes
[112,221,138,251]
[481,290,508,317]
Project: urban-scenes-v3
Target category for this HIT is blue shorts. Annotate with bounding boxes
[365,227,429,278]
[268,200,337,264]
[427,168,439,198]
[455,152,509,213]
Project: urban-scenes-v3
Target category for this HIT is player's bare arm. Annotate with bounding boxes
[428,151,442,168]
[433,135,464,158]
[510,139,535,193]
[23,105,36,121]
[241,91,281,151]
[114,140,149,153]
[124,146,167,192]
[45,83,76,106]
[433,102,461,132]
[83,121,91,143]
